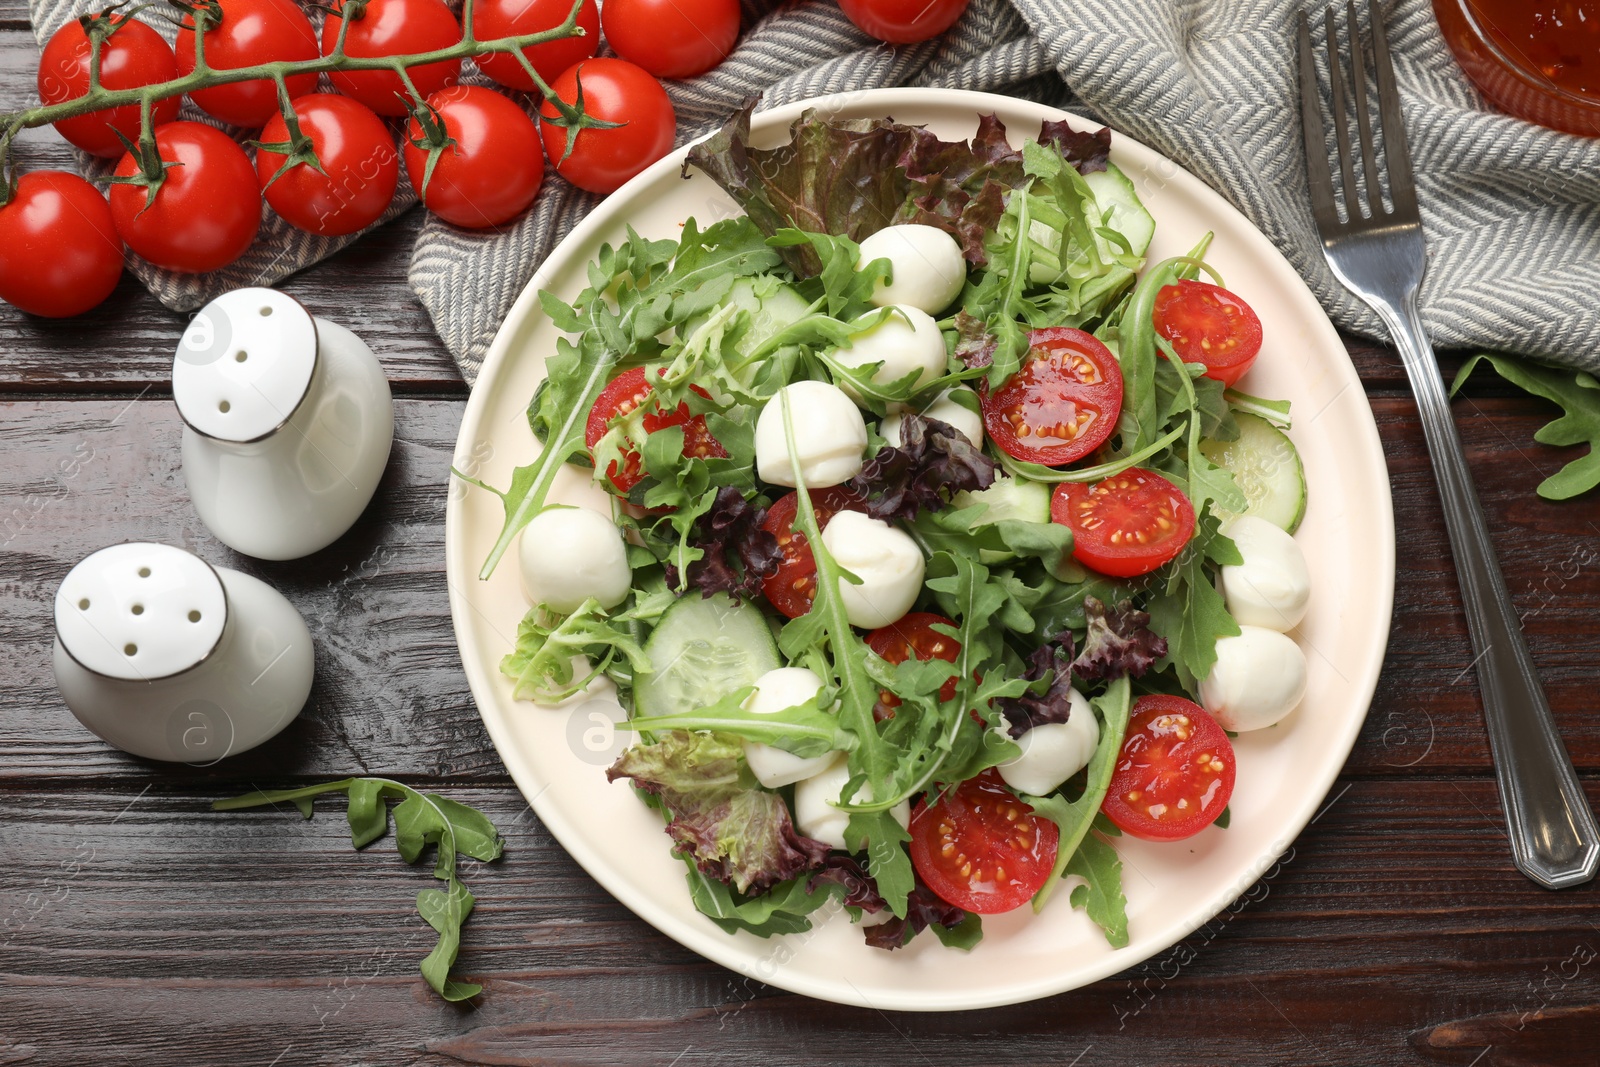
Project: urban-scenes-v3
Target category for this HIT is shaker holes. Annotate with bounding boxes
[124,644,137,656]
[218,400,231,413]
[131,604,144,615]
[188,610,202,623]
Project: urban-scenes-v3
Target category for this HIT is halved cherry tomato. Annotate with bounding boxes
[583,367,727,496]
[176,0,320,128]
[909,770,1059,914]
[1153,280,1263,387]
[38,15,180,158]
[1102,694,1235,842]
[758,487,865,619]
[1051,468,1194,578]
[981,327,1124,467]
[867,612,960,719]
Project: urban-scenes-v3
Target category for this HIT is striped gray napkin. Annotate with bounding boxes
[29,0,1600,384]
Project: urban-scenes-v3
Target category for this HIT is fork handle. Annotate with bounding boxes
[1378,292,1599,890]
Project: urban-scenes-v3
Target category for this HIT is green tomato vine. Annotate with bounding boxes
[0,0,613,206]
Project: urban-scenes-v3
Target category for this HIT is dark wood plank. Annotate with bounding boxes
[1,779,1597,1066]
[3,394,1599,784]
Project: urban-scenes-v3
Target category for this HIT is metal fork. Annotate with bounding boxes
[1298,3,1598,890]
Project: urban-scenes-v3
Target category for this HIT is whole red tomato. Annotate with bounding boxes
[601,0,738,79]
[473,0,599,91]
[176,0,320,127]
[321,0,462,116]
[0,172,124,317]
[403,86,543,228]
[38,16,181,158]
[256,94,398,236]
[838,0,970,44]
[110,122,262,273]
[539,58,675,194]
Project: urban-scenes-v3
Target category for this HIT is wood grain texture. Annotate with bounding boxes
[4,395,1599,784]
[1,779,1598,1067]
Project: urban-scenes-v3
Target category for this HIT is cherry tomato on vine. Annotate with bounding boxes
[539,58,675,195]
[981,327,1124,467]
[866,612,962,718]
[838,0,970,44]
[38,16,180,158]
[600,0,738,79]
[759,488,866,619]
[403,85,543,229]
[472,0,599,91]
[321,0,461,117]
[255,94,398,236]
[0,172,124,317]
[583,367,727,495]
[109,122,261,273]
[1101,694,1235,842]
[1152,280,1263,387]
[1051,468,1195,579]
[176,0,320,128]
[909,770,1059,914]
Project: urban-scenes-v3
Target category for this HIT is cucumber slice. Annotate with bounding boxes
[633,592,782,719]
[953,475,1051,526]
[685,276,811,356]
[1084,164,1155,257]
[1200,412,1307,533]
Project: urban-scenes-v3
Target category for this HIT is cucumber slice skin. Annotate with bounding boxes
[1084,164,1156,258]
[633,592,783,719]
[1201,411,1308,533]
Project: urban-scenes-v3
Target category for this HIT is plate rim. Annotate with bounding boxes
[445,86,1396,1010]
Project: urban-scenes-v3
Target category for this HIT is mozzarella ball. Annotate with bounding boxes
[820,510,926,630]
[794,753,911,850]
[882,385,984,450]
[742,667,836,788]
[857,224,967,315]
[1199,625,1309,732]
[518,506,631,613]
[996,688,1099,796]
[1221,516,1311,632]
[755,380,869,488]
[833,305,948,399]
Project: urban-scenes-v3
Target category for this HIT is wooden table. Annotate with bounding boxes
[5,26,1600,1067]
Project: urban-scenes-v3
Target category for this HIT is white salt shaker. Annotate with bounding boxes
[52,542,315,763]
[174,287,393,561]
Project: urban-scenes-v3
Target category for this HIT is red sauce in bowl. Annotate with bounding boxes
[1433,0,1600,135]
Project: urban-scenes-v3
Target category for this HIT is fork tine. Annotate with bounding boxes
[1323,7,1363,219]
[1346,1,1386,216]
[1298,11,1341,234]
[1369,0,1419,217]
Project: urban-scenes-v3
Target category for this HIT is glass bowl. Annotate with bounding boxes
[1433,0,1600,136]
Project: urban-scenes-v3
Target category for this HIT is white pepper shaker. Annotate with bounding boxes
[52,542,315,763]
[174,287,394,561]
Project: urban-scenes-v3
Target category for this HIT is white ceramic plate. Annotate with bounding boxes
[446,88,1395,1011]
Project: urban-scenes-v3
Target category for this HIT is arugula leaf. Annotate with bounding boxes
[621,685,854,759]
[1022,675,1131,913]
[500,595,657,703]
[1065,828,1128,948]
[1451,353,1600,500]
[1145,512,1242,691]
[213,779,505,1002]
[683,863,836,936]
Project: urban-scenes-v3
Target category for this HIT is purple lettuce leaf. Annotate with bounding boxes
[863,882,973,951]
[844,414,997,522]
[952,309,998,370]
[1038,118,1112,175]
[807,854,889,912]
[897,114,1026,264]
[1071,596,1167,682]
[995,630,1078,739]
[666,486,782,603]
[608,731,830,895]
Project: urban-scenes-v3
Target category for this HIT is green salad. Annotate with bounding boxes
[461,103,1314,951]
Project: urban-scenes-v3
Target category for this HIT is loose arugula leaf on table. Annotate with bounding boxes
[459,217,781,579]
[1022,675,1131,922]
[1451,353,1600,500]
[213,778,505,1002]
